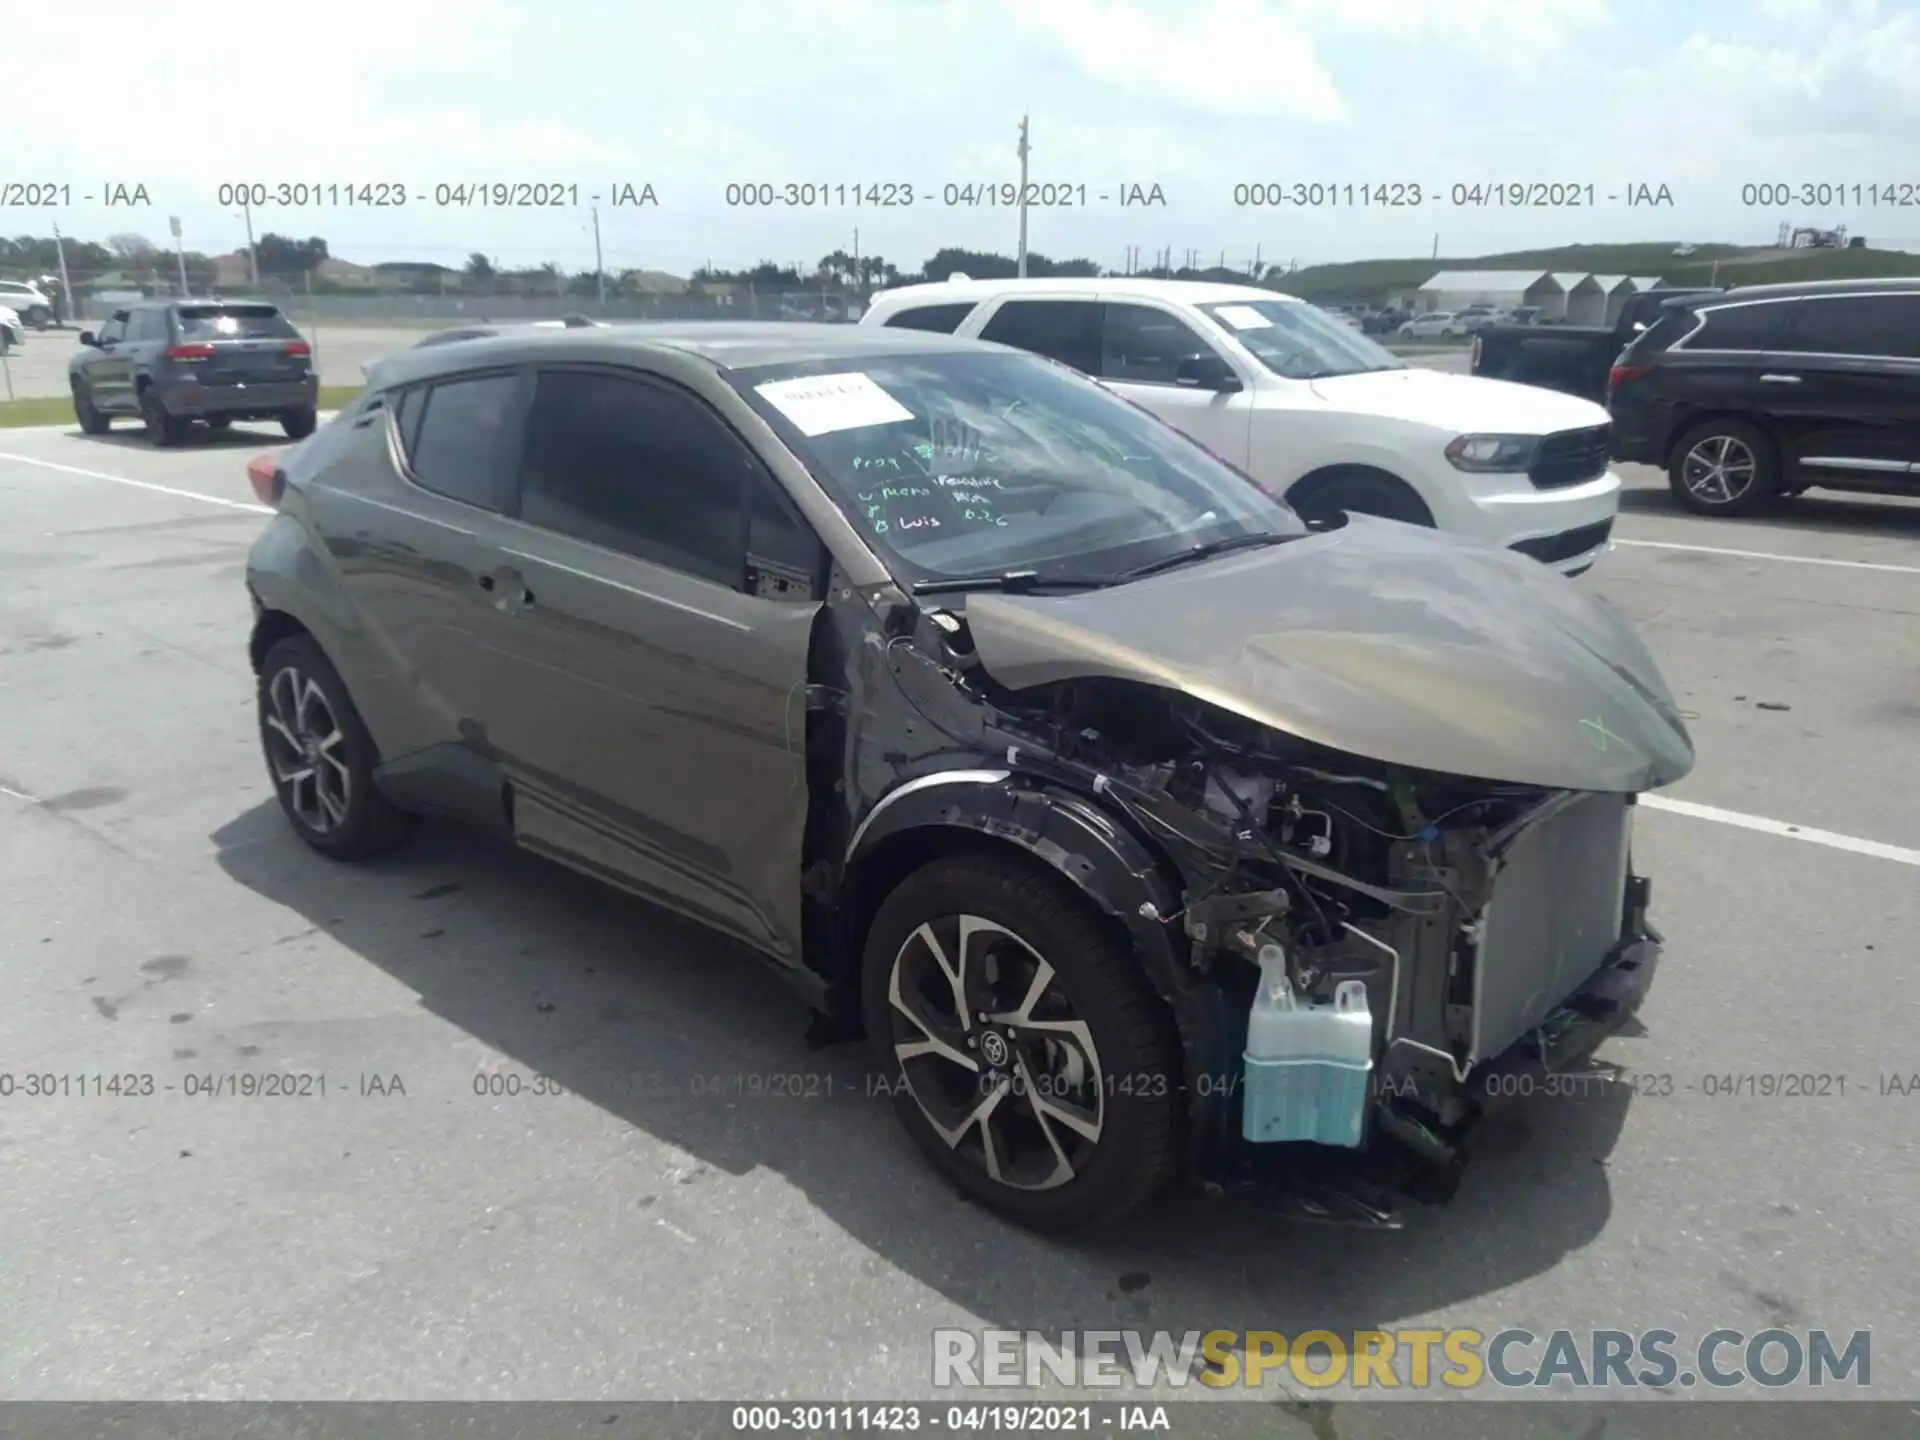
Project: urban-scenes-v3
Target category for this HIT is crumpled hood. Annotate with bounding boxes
[961,517,1695,793]
[1309,367,1610,435]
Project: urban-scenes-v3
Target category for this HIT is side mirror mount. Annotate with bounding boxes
[78,330,97,347]
[1176,353,1242,393]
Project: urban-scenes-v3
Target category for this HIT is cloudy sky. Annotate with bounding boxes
[10,0,1920,276]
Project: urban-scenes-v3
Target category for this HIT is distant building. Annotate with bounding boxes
[1416,270,1566,314]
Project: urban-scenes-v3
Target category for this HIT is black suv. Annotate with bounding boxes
[1607,278,1920,516]
[244,323,1688,1230]
[70,300,319,446]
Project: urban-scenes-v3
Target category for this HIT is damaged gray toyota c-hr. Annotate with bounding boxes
[244,323,1694,1231]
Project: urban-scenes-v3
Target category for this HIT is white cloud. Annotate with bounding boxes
[1004,0,1348,122]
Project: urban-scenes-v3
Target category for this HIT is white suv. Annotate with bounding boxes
[860,278,1621,573]
[0,280,54,329]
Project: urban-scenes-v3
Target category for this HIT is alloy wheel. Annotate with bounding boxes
[886,914,1105,1191]
[1680,434,1757,506]
[262,665,352,833]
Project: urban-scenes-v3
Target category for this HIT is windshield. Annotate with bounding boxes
[1198,300,1404,379]
[731,349,1304,586]
[175,305,299,340]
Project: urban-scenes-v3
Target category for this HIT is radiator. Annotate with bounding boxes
[1469,793,1634,1063]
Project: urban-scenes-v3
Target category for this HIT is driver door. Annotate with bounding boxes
[84,311,133,411]
[1093,299,1254,470]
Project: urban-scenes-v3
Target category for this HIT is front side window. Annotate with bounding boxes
[1776,294,1920,359]
[731,350,1303,588]
[99,314,128,343]
[1197,299,1404,380]
[1099,304,1220,384]
[409,372,519,510]
[516,369,755,588]
[976,299,1102,373]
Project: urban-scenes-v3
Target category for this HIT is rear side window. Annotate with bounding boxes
[1776,294,1920,359]
[882,302,976,334]
[129,310,167,342]
[175,304,300,340]
[408,373,519,510]
[1685,300,1792,351]
[516,369,753,588]
[977,299,1102,373]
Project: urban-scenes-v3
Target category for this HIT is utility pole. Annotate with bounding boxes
[592,206,606,307]
[1254,242,1262,279]
[1431,232,1438,260]
[242,197,260,286]
[169,215,189,297]
[852,226,860,302]
[1015,115,1031,277]
[53,221,77,321]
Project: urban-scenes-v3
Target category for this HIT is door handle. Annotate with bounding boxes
[1758,373,1801,384]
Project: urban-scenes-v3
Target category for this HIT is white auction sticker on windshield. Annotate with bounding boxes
[1213,305,1273,331]
[754,371,915,436]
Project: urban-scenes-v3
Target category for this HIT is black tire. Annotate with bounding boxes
[281,407,317,440]
[140,387,186,447]
[257,633,418,861]
[72,379,111,435]
[25,306,51,329]
[861,851,1184,1231]
[1668,419,1780,517]
[205,416,233,431]
[1289,471,1435,529]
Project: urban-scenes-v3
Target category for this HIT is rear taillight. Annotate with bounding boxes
[283,340,311,357]
[1609,363,1649,390]
[246,452,285,507]
[167,343,216,360]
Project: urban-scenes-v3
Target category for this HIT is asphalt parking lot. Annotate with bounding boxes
[0,418,1915,1415]
[1,323,444,400]
[2,326,1473,402]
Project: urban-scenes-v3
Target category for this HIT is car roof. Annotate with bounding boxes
[868,276,1300,309]
[1687,276,1920,303]
[367,321,993,388]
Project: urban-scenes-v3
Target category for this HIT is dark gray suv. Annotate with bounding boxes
[70,300,319,445]
[245,323,1691,1230]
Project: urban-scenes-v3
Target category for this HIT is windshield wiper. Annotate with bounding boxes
[1115,531,1296,580]
[909,570,1111,596]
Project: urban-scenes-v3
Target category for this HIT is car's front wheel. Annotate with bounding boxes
[1669,419,1780,517]
[281,407,317,440]
[25,305,51,329]
[861,851,1184,1231]
[72,379,111,435]
[257,633,418,860]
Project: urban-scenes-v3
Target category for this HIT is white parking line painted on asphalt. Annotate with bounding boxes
[1615,537,1920,576]
[0,452,271,514]
[1641,794,1920,867]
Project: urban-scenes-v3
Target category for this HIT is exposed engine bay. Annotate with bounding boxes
[850,592,1667,1197]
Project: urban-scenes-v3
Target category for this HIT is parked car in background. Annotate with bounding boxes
[1397,311,1462,340]
[0,279,54,329]
[1507,306,1547,327]
[1607,277,1920,516]
[1456,309,1508,335]
[1472,288,1722,403]
[0,306,20,354]
[243,320,1688,1230]
[862,277,1622,572]
[69,300,319,446]
[1363,307,1406,335]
